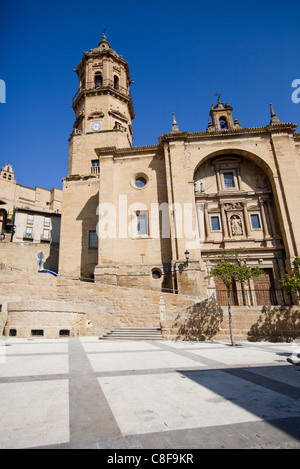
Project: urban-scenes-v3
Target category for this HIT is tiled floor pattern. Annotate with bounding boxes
[0,337,299,449]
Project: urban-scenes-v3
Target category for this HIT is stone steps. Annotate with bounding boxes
[99,327,164,341]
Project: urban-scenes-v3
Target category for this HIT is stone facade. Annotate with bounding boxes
[58,34,300,305]
[1,34,300,341]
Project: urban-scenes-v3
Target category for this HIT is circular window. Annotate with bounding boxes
[135,177,147,188]
[131,173,149,190]
[152,269,162,280]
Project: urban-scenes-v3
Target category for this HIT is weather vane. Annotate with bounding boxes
[215,92,221,101]
[103,26,107,37]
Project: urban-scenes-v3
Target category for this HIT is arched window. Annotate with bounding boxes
[94,72,102,88]
[114,75,119,90]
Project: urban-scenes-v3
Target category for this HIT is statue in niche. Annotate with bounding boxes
[230,215,243,236]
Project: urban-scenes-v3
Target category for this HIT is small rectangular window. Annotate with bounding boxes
[251,214,261,229]
[27,214,34,225]
[211,216,221,231]
[223,172,235,188]
[137,212,148,235]
[59,329,70,337]
[25,226,33,236]
[44,217,50,227]
[31,329,44,336]
[43,229,50,239]
[9,329,17,337]
[89,231,98,249]
[91,160,100,174]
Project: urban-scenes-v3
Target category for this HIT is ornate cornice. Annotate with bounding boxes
[63,174,99,182]
[95,144,162,158]
[159,123,298,143]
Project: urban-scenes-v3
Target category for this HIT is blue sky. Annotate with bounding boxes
[0,0,299,190]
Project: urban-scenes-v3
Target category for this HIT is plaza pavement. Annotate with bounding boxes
[0,336,299,449]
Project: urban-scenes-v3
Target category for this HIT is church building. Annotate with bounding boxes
[58,33,300,306]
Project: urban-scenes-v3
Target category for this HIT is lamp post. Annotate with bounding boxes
[185,250,190,265]
[10,224,15,242]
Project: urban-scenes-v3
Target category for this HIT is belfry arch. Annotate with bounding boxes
[193,151,289,306]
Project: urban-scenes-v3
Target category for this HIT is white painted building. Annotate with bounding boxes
[13,208,61,245]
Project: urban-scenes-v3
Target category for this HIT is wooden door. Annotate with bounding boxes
[252,269,276,305]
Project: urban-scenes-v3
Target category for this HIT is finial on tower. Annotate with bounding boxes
[98,28,110,49]
[215,92,221,103]
[269,103,281,125]
[171,113,180,132]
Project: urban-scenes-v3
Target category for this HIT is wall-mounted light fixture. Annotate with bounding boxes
[185,250,190,265]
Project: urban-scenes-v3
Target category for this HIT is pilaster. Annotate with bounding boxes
[270,128,300,259]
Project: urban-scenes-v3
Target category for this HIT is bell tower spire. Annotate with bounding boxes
[69,35,135,175]
[98,27,110,50]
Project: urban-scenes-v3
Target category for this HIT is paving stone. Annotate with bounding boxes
[0,337,299,449]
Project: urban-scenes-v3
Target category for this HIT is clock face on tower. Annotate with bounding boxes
[91,122,101,131]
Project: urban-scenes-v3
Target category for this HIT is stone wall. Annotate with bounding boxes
[0,242,59,272]
[0,268,200,339]
[0,268,299,341]
[6,300,86,339]
[162,298,300,342]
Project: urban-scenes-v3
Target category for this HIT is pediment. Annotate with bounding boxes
[88,111,105,119]
[108,109,128,122]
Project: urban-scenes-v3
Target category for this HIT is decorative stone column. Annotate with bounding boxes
[242,202,251,238]
[266,199,279,238]
[220,202,229,239]
[159,296,166,325]
[196,202,206,242]
[203,203,212,241]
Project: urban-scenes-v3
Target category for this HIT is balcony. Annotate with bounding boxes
[23,232,33,241]
[40,234,51,243]
[72,79,132,106]
[91,165,100,174]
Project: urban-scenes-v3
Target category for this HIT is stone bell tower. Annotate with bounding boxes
[207,93,241,132]
[68,32,135,176]
[59,33,135,278]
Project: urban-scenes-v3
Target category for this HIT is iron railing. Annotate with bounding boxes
[72,79,132,105]
[23,232,33,240]
[215,289,293,306]
[91,165,100,174]
[40,235,51,242]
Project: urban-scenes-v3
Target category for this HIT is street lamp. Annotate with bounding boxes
[185,250,190,265]
[10,224,16,242]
